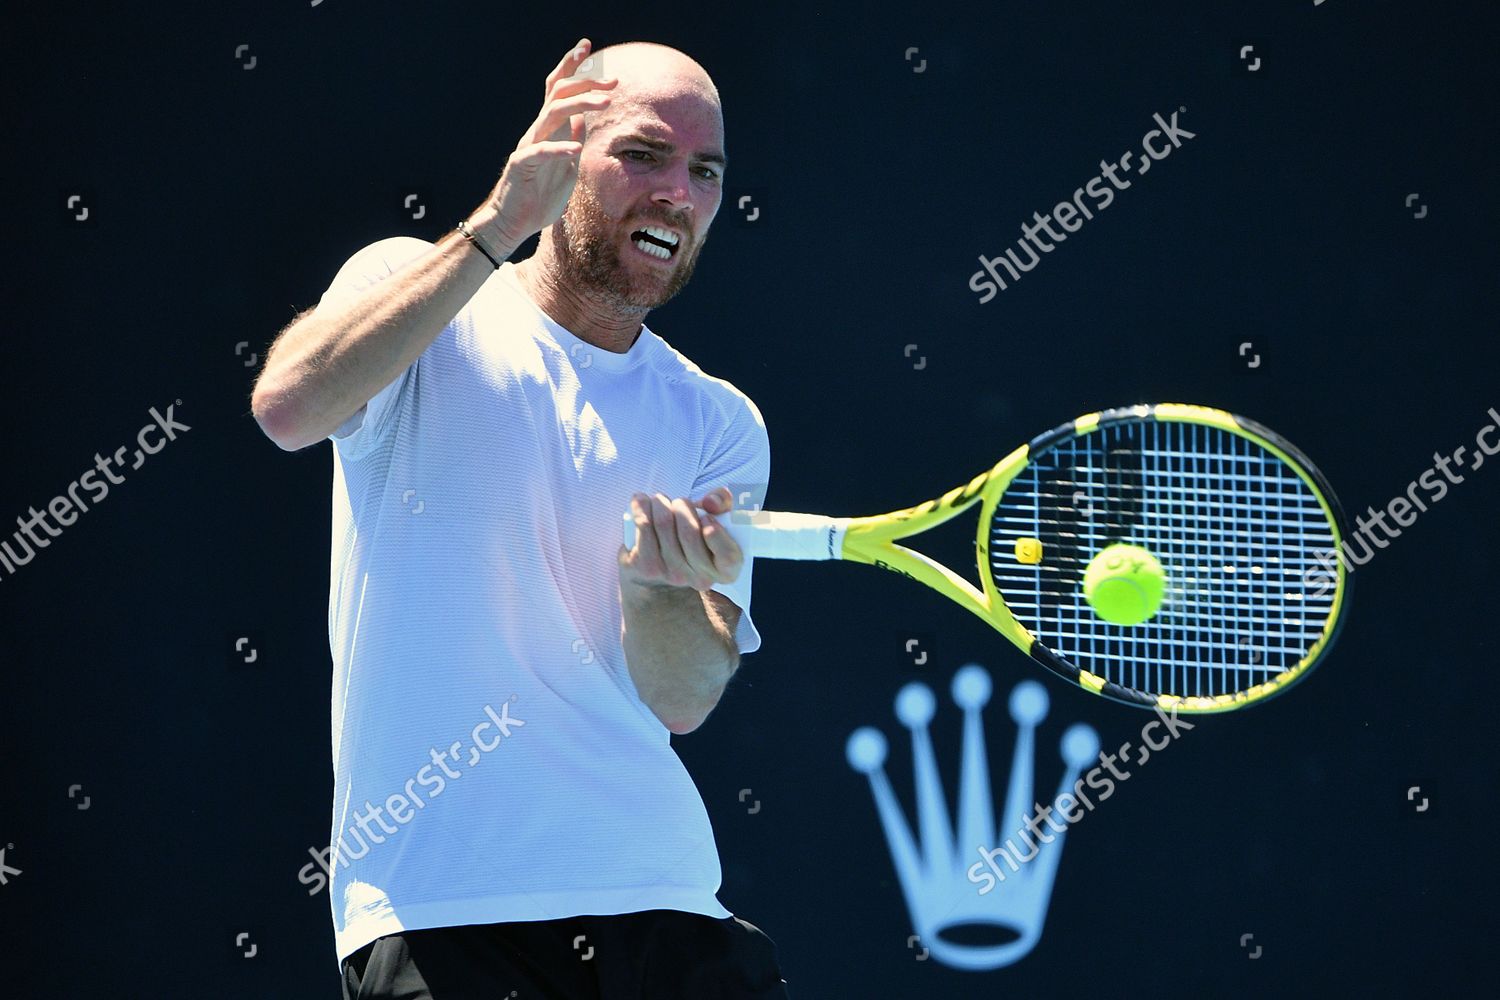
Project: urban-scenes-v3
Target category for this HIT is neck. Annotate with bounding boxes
[513,246,647,355]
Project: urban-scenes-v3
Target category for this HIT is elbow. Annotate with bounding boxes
[661,710,712,736]
[652,675,732,736]
[625,625,739,736]
[251,384,315,452]
[252,310,330,451]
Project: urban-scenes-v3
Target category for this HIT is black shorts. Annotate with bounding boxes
[339,909,790,999]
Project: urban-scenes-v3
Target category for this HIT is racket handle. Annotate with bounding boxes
[620,509,849,563]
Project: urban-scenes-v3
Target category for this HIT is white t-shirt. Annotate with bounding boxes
[319,236,770,966]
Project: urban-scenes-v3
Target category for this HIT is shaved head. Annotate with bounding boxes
[580,42,722,138]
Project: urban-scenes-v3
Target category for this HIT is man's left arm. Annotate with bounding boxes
[619,486,745,735]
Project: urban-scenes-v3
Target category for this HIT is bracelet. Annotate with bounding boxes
[456,219,503,269]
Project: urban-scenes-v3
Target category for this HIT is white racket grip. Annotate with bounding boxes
[620,509,849,564]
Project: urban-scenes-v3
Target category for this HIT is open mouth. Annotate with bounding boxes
[629,224,681,261]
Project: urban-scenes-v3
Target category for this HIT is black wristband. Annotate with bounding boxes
[456,219,503,269]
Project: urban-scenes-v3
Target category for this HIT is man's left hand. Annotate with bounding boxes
[620,486,743,592]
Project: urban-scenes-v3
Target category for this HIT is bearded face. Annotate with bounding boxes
[553,169,708,311]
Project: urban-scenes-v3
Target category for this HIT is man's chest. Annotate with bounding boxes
[441,323,705,503]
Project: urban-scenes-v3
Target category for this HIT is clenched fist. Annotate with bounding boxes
[620,486,744,592]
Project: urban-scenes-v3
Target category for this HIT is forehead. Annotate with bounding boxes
[598,87,724,149]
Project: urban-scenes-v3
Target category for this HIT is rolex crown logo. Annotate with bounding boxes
[846,665,1100,970]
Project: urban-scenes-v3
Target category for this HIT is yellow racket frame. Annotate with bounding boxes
[835,404,1349,714]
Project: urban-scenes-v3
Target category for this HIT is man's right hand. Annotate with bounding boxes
[475,38,618,248]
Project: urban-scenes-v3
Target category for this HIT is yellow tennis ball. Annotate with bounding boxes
[1083,544,1167,626]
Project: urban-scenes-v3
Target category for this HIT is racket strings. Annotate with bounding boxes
[989,420,1338,700]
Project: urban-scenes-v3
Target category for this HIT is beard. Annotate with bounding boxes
[554,178,705,310]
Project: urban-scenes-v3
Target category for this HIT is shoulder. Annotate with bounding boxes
[333,235,434,281]
[647,335,768,436]
[316,236,439,321]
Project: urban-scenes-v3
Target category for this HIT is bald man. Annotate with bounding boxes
[252,38,788,1000]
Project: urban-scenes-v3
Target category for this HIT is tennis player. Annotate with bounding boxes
[251,37,788,999]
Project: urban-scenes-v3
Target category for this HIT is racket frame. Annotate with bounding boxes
[837,403,1349,713]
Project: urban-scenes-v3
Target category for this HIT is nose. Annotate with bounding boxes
[651,163,696,215]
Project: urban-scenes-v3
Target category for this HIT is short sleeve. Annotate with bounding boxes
[318,236,433,457]
[692,394,771,654]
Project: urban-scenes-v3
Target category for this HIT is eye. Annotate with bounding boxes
[622,149,654,162]
[694,166,720,181]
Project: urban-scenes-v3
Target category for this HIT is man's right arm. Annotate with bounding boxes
[250,37,617,452]
[250,215,516,452]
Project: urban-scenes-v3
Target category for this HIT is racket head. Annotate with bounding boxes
[977,403,1349,713]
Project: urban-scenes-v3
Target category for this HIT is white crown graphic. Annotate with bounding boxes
[846,665,1099,971]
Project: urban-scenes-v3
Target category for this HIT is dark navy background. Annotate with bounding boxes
[6,1,1496,996]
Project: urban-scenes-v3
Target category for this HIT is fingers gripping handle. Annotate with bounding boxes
[620,509,850,563]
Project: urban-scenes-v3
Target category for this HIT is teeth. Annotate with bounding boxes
[642,225,679,246]
[632,237,671,259]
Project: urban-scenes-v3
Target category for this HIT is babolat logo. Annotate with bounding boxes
[872,558,916,580]
[846,665,1099,970]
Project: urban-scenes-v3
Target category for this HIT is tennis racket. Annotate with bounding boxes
[622,404,1350,714]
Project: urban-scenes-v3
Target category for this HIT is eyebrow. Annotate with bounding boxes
[614,132,727,169]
